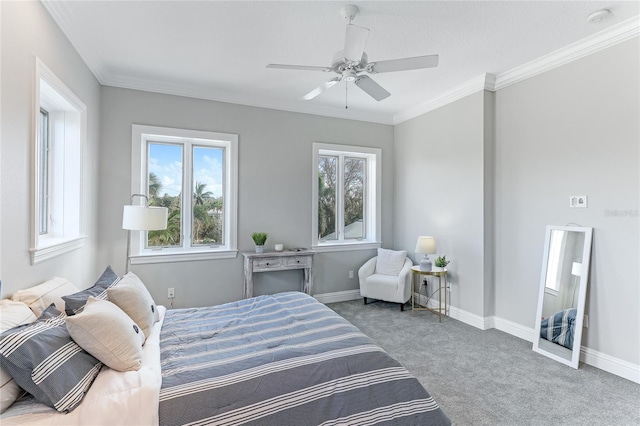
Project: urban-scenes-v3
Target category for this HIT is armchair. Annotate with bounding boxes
[358,255,413,311]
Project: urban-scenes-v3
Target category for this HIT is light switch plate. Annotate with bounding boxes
[569,195,588,208]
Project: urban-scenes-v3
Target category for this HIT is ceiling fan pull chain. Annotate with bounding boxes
[345,80,348,109]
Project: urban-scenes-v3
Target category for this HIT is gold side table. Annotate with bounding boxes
[411,266,448,322]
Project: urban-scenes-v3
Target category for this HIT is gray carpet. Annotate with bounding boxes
[328,299,640,426]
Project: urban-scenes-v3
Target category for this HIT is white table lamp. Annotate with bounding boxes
[415,236,436,271]
[122,194,168,273]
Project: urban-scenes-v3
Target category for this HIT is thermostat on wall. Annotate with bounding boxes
[570,195,588,208]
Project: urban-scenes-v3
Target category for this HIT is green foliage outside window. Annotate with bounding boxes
[147,173,223,247]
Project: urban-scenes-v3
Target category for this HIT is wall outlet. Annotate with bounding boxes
[168,287,175,299]
[570,195,588,208]
[348,270,354,279]
[584,314,588,328]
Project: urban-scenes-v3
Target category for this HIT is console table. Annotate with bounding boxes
[243,251,315,298]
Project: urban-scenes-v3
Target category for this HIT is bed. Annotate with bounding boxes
[2,276,450,425]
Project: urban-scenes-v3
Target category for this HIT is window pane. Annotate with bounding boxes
[318,156,337,241]
[38,109,49,235]
[192,146,224,246]
[344,157,365,240]
[147,143,182,247]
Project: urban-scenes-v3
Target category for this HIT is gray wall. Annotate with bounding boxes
[394,38,639,366]
[98,87,394,307]
[0,1,102,296]
[393,91,494,318]
[494,38,639,365]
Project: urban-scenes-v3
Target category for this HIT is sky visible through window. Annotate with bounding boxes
[149,143,224,197]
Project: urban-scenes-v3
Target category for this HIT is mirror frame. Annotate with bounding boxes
[533,225,593,369]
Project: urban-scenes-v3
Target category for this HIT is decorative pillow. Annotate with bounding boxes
[375,248,408,276]
[11,277,80,317]
[62,266,120,315]
[0,300,38,413]
[66,297,144,372]
[107,273,158,341]
[0,304,102,413]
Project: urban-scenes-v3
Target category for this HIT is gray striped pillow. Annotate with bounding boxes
[62,266,120,315]
[0,304,102,412]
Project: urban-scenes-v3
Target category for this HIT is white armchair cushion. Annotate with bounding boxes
[375,248,407,276]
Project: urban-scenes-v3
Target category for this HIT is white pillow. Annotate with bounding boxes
[375,248,408,276]
[0,300,37,413]
[66,297,144,372]
[11,277,80,317]
[107,273,159,341]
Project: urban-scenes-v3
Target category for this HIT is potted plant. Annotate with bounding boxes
[433,255,450,271]
[251,232,268,253]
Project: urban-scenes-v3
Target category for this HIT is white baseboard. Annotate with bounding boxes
[456,308,639,384]
[580,346,640,384]
[318,290,640,384]
[314,289,361,304]
[492,316,536,343]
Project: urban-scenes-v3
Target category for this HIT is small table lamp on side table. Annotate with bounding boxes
[410,266,448,322]
[415,236,436,271]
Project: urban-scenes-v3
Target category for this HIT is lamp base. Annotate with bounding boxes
[419,255,432,272]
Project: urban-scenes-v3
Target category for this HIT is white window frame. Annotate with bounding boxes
[312,143,381,252]
[30,58,87,264]
[130,124,238,263]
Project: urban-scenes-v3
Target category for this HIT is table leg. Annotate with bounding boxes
[438,275,442,322]
[411,273,415,314]
[243,259,253,299]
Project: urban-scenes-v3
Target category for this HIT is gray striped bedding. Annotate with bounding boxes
[158,292,450,425]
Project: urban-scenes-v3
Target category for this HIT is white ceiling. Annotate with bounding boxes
[43,1,639,124]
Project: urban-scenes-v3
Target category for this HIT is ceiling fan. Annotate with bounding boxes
[266,5,439,103]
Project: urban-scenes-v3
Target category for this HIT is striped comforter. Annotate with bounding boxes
[158,292,450,425]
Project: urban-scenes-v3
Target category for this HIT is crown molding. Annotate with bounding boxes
[493,15,640,91]
[41,0,109,83]
[392,73,495,125]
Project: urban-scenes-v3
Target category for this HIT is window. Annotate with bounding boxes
[312,143,381,251]
[544,230,566,296]
[31,58,86,264]
[130,125,238,263]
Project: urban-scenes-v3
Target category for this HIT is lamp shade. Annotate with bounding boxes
[415,236,436,254]
[122,205,168,231]
[571,262,582,277]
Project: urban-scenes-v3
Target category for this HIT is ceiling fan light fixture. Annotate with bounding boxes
[342,69,358,81]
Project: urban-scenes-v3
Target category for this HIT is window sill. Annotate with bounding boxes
[30,235,87,264]
[130,249,238,264]
[312,241,381,253]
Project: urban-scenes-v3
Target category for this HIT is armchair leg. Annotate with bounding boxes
[400,303,405,312]
[363,297,368,305]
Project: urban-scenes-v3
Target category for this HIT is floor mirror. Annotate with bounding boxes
[533,225,593,368]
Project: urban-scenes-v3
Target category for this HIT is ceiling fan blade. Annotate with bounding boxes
[343,24,369,63]
[354,75,390,101]
[301,77,341,100]
[368,55,439,74]
[267,64,332,72]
